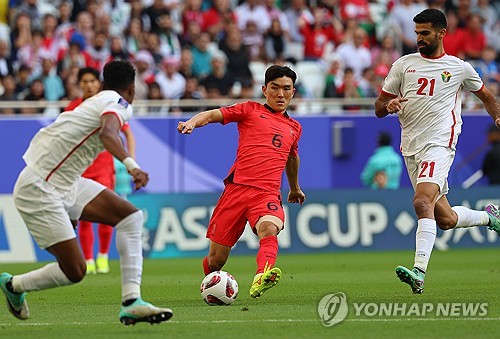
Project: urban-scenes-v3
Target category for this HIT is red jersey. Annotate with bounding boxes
[220,101,302,192]
[64,97,130,179]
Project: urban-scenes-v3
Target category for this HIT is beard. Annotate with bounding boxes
[417,40,438,56]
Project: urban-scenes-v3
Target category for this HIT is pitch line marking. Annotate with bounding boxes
[2,317,500,326]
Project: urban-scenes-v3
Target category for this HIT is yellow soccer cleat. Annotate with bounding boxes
[96,253,110,274]
[250,264,281,299]
[86,259,97,275]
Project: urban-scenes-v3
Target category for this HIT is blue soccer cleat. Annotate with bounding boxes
[0,272,29,320]
[119,298,173,325]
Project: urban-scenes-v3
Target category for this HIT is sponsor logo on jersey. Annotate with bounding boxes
[406,69,416,73]
[118,97,129,108]
[441,71,452,83]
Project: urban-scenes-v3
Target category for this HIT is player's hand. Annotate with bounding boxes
[177,121,195,134]
[386,97,408,114]
[129,168,149,190]
[288,189,306,205]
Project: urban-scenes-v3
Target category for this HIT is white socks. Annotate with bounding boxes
[12,263,72,293]
[115,210,143,302]
[414,218,437,273]
[452,206,490,228]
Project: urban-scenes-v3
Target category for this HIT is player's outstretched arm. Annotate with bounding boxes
[285,155,305,205]
[474,86,500,128]
[177,109,224,134]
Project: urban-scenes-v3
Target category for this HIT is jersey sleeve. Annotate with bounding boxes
[289,122,302,157]
[381,58,403,97]
[461,61,484,93]
[101,97,133,127]
[220,102,253,124]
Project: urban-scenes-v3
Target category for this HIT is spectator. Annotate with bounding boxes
[263,18,288,64]
[336,67,362,110]
[0,74,20,114]
[371,35,400,67]
[474,46,499,87]
[284,0,313,42]
[142,0,168,34]
[133,50,156,100]
[178,47,194,78]
[336,28,372,80]
[443,9,466,58]
[235,0,271,35]
[298,6,342,61]
[219,24,253,85]
[324,56,342,98]
[201,50,234,98]
[181,0,204,37]
[201,0,237,41]
[175,76,205,114]
[17,29,46,78]
[41,13,66,62]
[14,64,31,99]
[157,11,182,58]
[39,53,65,101]
[241,20,263,61]
[388,0,427,55]
[87,30,110,72]
[123,17,145,55]
[263,0,290,40]
[361,131,403,189]
[462,13,487,61]
[108,35,130,62]
[21,78,45,114]
[155,56,186,99]
[15,0,43,30]
[57,35,91,79]
[190,32,213,79]
[0,39,13,77]
[358,67,379,98]
[10,11,32,65]
[145,32,164,66]
[482,124,500,185]
[146,81,169,115]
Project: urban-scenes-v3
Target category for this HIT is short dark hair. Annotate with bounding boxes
[264,65,297,86]
[413,8,447,30]
[377,132,392,146]
[102,60,136,91]
[77,67,100,82]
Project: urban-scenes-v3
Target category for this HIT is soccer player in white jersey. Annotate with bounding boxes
[0,60,173,325]
[375,9,500,294]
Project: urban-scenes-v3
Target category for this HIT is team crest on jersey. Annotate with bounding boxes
[118,97,129,108]
[441,71,452,83]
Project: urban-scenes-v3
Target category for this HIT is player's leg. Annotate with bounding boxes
[79,184,172,325]
[248,190,284,298]
[434,195,500,233]
[203,241,231,275]
[3,168,87,320]
[396,152,441,294]
[95,174,115,274]
[202,183,247,275]
[78,220,96,274]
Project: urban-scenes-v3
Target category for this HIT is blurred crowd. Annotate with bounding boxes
[0,0,498,115]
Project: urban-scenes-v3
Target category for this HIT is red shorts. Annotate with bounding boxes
[206,183,284,247]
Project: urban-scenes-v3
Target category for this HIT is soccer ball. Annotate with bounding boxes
[200,271,239,306]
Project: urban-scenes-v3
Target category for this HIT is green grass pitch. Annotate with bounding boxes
[1,248,499,338]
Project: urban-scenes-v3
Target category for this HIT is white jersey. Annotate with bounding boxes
[23,90,133,191]
[382,53,483,156]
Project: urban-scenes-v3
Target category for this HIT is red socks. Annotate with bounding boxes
[78,221,94,260]
[98,224,113,254]
[256,236,278,274]
[78,222,113,260]
[202,256,211,275]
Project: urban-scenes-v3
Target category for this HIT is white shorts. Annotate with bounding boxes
[13,166,106,249]
[404,145,455,201]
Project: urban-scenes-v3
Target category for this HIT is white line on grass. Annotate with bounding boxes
[2,317,500,326]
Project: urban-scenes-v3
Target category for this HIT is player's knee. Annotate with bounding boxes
[63,261,86,283]
[257,221,280,238]
[413,196,433,216]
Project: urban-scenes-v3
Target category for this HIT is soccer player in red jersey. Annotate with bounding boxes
[66,67,136,275]
[178,65,305,298]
